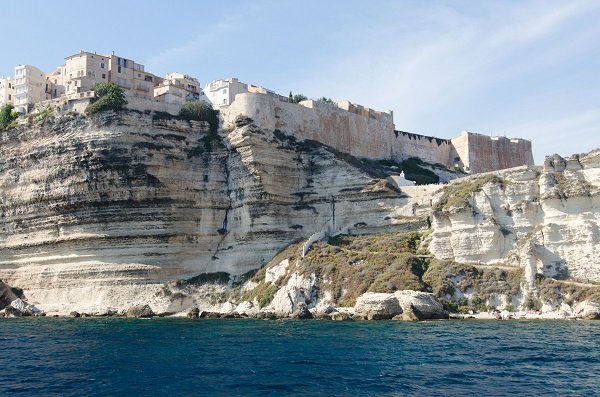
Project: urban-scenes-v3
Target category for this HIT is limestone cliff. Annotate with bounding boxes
[428,150,600,287]
[0,111,413,313]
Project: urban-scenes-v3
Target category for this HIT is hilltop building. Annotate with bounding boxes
[154,72,206,105]
[0,51,534,175]
[203,78,285,107]
[0,76,14,107]
[12,65,51,114]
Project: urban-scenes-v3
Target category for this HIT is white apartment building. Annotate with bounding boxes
[204,78,286,107]
[13,65,51,114]
[0,76,15,107]
[204,78,250,107]
[154,72,204,105]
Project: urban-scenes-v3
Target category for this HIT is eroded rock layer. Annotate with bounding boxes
[429,150,600,284]
[0,112,412,312]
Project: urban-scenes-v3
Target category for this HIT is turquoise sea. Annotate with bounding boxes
[1,318,599,396]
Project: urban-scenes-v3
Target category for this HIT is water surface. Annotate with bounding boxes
[1,318,599,396]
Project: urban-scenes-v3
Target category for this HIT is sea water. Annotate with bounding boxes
[1,318,599,396]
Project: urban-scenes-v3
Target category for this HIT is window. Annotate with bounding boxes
[123,59,128,67]
[118,66,122,73]
[102,73,106,79]
[100,62,105,69]
[138,73,141,78]
[144,76,153,82]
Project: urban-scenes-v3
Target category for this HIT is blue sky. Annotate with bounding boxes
[1,0,599,163]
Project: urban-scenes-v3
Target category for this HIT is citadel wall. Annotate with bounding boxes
[452,131,534,173]
[211,92,534,174]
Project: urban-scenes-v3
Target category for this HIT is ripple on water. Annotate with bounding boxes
[1,319,599,396]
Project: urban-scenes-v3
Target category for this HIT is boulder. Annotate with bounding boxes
[330,311,351,321]
[235,301,258,317]
[354,292,402,320]
[126,304,155,318]
[69,311,81,318]
[0,281,18,310]
[9,298,42,317]
[393,304,420,321]
[187,307,200,319]
[394,290,447,320]
[574,301,600,320]
[4,305,23,317]
[291,302,313,319]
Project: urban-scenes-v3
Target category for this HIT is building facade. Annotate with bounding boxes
[0,77,14,107]
[204,78,250,107]
[63,51,109,97]
[154,72,202,105]
[13,65,51,114]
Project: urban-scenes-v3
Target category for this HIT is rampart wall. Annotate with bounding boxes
[451,132,534,174]
[224,93,534,173]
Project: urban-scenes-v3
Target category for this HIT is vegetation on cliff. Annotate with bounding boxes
[86,82,127,115]
[434,174,505,212]
[0,104,18,130]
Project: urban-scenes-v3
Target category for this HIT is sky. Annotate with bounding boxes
[1,0,599,163]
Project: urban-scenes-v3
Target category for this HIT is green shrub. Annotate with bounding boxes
[434,174,506,212]
[179,100,219,133]
[85,82,127,115]
[35,105,54,125]
[288,91,308,104]
[0,104,18,130]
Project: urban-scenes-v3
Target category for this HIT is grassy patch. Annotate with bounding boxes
[434,174,506,213]
[378,158,440,185]
[240,282,279,308]
[298,232,428,306]
[423,259,523,301]
[537,276,600,305]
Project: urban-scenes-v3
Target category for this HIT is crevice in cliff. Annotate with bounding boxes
[212,149,234,260]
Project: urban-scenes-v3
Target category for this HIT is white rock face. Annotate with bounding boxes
[354,292,403,320]
[429,151,600,285]
[0,112,416,313]
[573,300,600,319]
[394,290,446,320]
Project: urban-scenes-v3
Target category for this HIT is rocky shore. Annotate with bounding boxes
[2,279,599,320]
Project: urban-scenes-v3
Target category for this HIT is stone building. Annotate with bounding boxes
[0,76,14,107]
[63,51,110,97]
[154,72,205,105]
[12,65,51,114]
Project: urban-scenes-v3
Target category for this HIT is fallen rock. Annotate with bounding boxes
[574,301,600,319]
[354,292,402,320]
[9,298,42,317]
[187,307,200,319]
[0,281,18,310]
[126,304,155,318]
[4,305,23,317]
[291,302,313,319]
[393,304,420,321]
[199,311,222,319]
[394,290,447,320]
[69,311,81,318]
[330,311,351,321]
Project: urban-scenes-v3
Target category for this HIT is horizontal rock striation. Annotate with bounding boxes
[429,150,600,285]
[0,111,413,312]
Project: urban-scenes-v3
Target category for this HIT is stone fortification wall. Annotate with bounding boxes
[224,93,396,160]
[392,131,453,165]
[226,93,534,173]
[451,132,534,174]
[224,93,454,165]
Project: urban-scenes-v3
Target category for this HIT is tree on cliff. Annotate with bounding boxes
[85,82,127,115]
[0,104,19,131]
[288,91,308,104]
[179,100,219,134]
